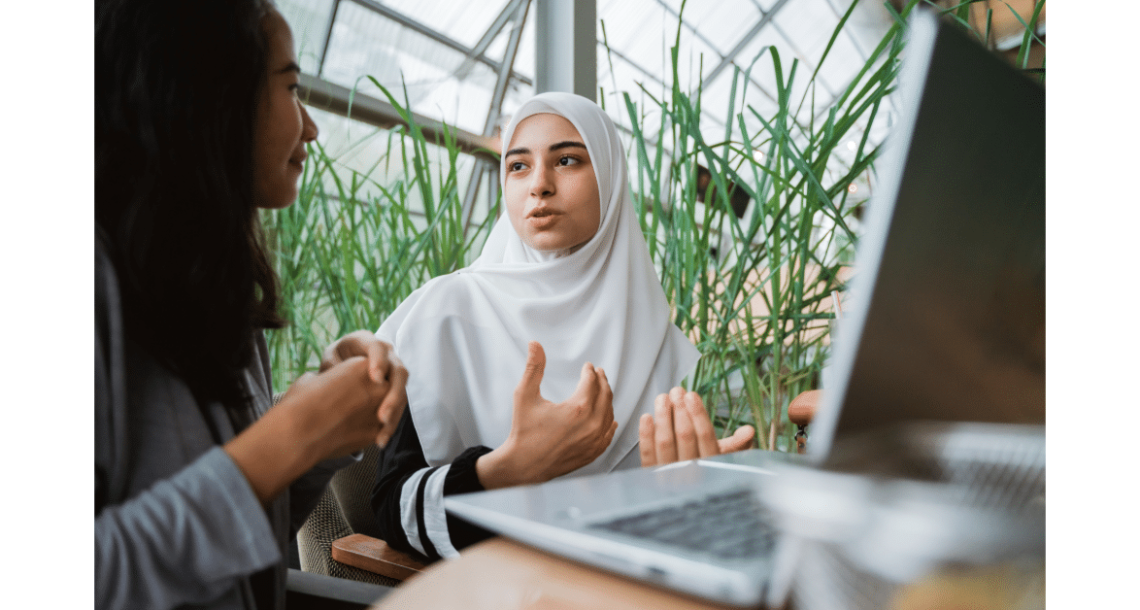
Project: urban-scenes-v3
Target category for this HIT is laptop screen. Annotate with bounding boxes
[808,11,1046,460]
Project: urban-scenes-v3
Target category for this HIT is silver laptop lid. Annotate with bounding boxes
[808,11,1046,462]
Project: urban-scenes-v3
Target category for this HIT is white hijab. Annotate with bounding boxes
[377,92,699,476]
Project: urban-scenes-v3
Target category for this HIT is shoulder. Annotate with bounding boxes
[391,271,482,326]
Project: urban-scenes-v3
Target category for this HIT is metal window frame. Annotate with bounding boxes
[299,73,500,161]
[318,0,534,87]
[461,0,533,233]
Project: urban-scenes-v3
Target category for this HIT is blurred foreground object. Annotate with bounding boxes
[788,390,821,454]
[762,422,1044,610]
[370,538,739,610]
[891,562,1044,610]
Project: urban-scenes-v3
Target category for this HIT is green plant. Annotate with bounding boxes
[613,0,1042,450]
[610,0,927,451]
[261,83,499,392]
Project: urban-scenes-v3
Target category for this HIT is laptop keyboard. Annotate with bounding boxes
[588,489,776,560]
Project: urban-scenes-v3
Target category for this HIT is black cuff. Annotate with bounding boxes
[443,445,493,495]
[443,446,497,551]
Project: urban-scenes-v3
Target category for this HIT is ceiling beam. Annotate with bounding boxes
[298,73,500,161]
[453,0,526,81]
[462,0,532,234]
[317,0,342,78]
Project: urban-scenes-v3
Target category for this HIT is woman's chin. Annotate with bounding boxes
[525,235,597,254]
[255,186,300,210]
[523,234,570,252]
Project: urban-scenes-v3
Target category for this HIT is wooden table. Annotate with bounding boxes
[370,538,759,610]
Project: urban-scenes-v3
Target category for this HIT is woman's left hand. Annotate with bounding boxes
[321,330,409,446]
[638,387,755,467]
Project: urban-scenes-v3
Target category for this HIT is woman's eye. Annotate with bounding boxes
[509,161,527,172]
[558,156,580,166]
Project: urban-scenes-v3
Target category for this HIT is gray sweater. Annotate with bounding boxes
[95,240,350,610]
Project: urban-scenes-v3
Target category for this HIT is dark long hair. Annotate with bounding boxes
[96,0,286,411]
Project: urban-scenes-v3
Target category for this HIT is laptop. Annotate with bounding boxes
[445,9,1045,608]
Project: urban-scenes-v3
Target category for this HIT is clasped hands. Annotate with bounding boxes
[476,341,756,490]
[224,330,408,504]
[274,330,408,459]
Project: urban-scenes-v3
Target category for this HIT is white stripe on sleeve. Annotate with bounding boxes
[421,465,460,558]
[399,467,432,556]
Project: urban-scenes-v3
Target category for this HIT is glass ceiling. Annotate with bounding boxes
[281,0,894,133]
[275,0,904,220]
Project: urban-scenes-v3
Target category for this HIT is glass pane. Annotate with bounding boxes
[306,107,478,214]
[679,0,761,56]
[511,7,536,81]
[277,0,336,76]
[773,0,841,70]
[321,1,496,133]
[377,0,512,49]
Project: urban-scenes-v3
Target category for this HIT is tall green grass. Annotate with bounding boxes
[262,0,1043,452]
[616,0,929,450]
[261,84,500,392]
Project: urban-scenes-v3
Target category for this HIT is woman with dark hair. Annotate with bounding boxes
[95,1,404,608]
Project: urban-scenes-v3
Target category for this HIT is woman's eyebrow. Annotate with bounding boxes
[549,141,586,152]
[278,61,301,75]
[504,141,586,158]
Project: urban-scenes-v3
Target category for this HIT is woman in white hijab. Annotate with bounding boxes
[349,92,753,562]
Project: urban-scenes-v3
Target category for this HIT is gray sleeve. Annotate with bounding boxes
[94,447,281,610]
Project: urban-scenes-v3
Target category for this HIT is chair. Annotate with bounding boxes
[296,443,426,586]
[285,568,393,610]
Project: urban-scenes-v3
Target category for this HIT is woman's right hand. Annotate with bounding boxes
[277,356,393,457]
[321,330,409,447]
[225,356,390,504]
[476,342,618,490]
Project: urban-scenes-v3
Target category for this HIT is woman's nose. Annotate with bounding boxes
[529,163,554,198]
[299,101,319,143]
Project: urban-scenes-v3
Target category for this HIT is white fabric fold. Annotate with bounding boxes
[378,92,700,477]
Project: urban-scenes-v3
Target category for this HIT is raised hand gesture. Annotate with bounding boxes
[476,342,618,490]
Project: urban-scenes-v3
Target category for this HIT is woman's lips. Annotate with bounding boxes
[289,151,308,171]
[527,207,562,229]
